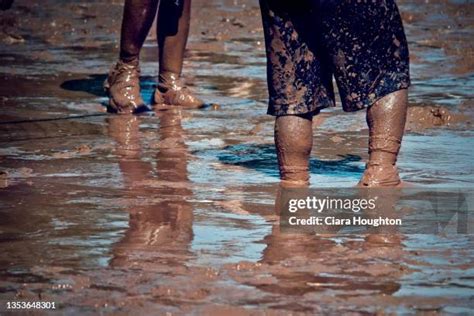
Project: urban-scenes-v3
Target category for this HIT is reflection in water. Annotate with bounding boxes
[250,185,405,301]
[106,110,194,268]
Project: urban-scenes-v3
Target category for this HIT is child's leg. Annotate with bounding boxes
[275,114,313,185]
[259,1,334,185]
[157,0,191,77]
[360,89,408,186]
[153,0,203,108]
[120,0,159,64]
[104,0,159,113]
[317,1,410,185]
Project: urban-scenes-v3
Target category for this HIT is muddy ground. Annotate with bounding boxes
[0,0,473,314]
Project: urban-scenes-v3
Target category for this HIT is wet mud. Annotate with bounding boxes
[406,104,470,131]
[1,0,474,314]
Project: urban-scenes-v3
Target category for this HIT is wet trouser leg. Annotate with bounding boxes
[360,89,408,187]
[275,113,313,186]
[119,0,160,64]
[157,0,191,81]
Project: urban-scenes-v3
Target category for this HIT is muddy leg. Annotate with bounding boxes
[120,0,160,64]
[359,89,408,187]
[104,0,159,113]
[275,114,313,186]
[157,0,191,77]
[153,0,203,107]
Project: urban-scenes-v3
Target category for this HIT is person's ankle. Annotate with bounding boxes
[119,57,139,67]
[159,71,181,85]
[368,152,397,166]
[280,179,309,187]
[279,167,310,187]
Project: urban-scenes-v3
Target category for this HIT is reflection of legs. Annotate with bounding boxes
[109,111,194,267]
[156,110,189,182]
[275,114,313,185]
[360,89,408,187]
[107,116,153,186]
[154,0,203,108]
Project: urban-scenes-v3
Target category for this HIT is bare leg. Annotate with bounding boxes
[120,0,160,64]
[359,89,408,187]
[153,0,203,108]
[275,114,313,186]
[157,0,191,77]
[105,0,159,113]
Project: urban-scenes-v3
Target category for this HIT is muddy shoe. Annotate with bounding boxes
[104,60,149,114]
[152,71,204,108]
[358,163,401,187]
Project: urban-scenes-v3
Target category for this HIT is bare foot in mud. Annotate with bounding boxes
[356,166,416,188]
[357,180,414,188]
[104,60,150,114]
[357,164,402,187]
[152,72,205,109]
[357,178,415,188]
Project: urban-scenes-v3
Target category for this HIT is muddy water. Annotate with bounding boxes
[0,0,473,314]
